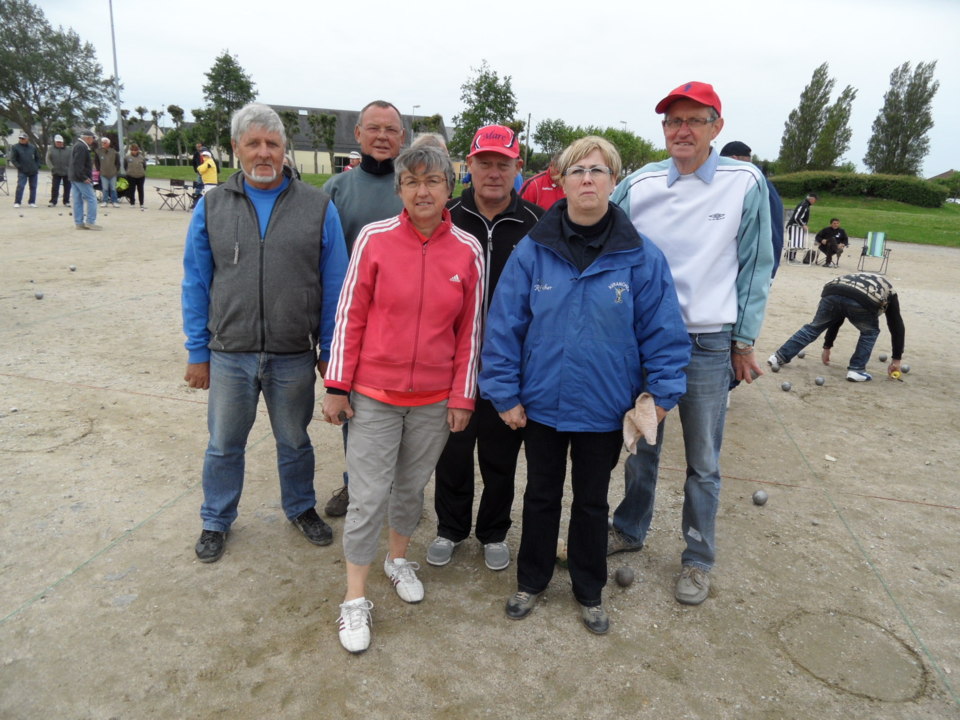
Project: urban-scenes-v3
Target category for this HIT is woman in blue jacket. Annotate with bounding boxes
[478,137,690,635]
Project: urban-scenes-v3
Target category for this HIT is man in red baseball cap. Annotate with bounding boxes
[607,82,774,606]
[426,124,543,574]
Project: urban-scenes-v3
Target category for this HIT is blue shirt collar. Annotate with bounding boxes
[666,148,719,186]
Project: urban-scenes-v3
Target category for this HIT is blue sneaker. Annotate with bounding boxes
[846,370,872,382]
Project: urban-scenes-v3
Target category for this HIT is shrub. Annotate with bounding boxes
[770,171,949,208]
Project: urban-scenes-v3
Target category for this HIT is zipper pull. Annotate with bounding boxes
[233,240,239,264]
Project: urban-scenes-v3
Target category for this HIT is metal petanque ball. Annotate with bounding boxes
[69,265,76,271]
[781,381,792,392]
[797,350,806,359]
[815,376,825,386]
[34,291,44,300]
[770,364,780,373]
[753,490,769,506]
[615,566,635,587]
[901,364,910,373]
[879,353,888,362]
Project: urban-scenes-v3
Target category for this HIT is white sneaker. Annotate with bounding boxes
[767,354,781,371]
[337,598,373,653]
[28,203,38,208]
[846,370,873,382]
[384,557,424,603]
[13,203,20,208]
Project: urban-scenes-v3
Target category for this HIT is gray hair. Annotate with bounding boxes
[231,103,286,144]
[357,100,402,128]
[393,145,455,194]
[411,133,448,152]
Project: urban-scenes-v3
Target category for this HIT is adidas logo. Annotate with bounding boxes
[449,274,461,283]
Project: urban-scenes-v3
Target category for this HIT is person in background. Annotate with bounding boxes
[814,218,849,267]
[46,134,72,208]
[343,150,361,171]
[197,150,218,193]
[124,144,148,208]
[9,131,41,208]
[69,130,100,230]
[520,153,566,211]
[96,137,121,208]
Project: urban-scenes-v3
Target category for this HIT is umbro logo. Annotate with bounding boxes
[449,274,461,283]
[708,213,725,221]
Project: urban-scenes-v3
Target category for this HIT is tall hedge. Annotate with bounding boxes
[770,171,949,208]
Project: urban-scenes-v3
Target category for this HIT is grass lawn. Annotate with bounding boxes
[782,194,960,248]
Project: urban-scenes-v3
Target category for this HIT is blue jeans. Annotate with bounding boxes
[71,181,98,225]
[775,295,880,372]
[15,172,38,205]
[101,175,118,204]
[200,350,318,532]
[612,331,733,571]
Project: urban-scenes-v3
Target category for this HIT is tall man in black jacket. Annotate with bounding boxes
[426,124,543,572]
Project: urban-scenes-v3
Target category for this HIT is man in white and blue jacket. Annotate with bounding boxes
[607,82,774,606]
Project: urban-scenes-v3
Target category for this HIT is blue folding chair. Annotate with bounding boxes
[857,232,891,274]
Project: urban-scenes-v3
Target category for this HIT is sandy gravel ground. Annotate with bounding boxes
[1,173,958,719]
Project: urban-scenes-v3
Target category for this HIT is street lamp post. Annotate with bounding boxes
[620,120,628,132]
[412,104,420,144]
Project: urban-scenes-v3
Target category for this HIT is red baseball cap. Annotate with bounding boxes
[467,125,520,159]
[655,81,722,116]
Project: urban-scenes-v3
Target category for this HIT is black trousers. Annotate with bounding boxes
[126,176,145,206]
[434,397,523,544]
[517,420,622,606]
[50,174,71,205]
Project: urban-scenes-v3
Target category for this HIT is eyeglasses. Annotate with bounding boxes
[662,117,716,130]
[563,165,613,179]
[362,124,402,137]
[400,175,447,190]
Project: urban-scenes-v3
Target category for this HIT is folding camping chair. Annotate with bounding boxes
[156,179,188,211]
[857,231,891,274]
[0,166,8,196]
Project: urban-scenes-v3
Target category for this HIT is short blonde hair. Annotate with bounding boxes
[556,136,622,179]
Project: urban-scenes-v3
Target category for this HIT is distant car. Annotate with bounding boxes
[947,197,959,204]
[146,157,158,166]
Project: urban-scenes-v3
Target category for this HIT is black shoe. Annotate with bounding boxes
[580,604,610,634]
[324,485,349,517]
[505,590,540,620]
[291,507,333,546]
[195,529,227,563]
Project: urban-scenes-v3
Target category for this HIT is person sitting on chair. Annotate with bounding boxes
[814,218,848,267]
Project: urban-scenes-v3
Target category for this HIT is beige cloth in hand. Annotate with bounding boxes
[623,392,658,454]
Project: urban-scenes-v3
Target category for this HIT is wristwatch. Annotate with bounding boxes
[732,341,754,355]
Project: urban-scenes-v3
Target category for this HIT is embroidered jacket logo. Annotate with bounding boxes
[609,281,629,303]
[707,213,725,221]
[533,280,553,292]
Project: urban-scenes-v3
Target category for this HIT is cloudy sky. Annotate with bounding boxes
[41,0,958,176]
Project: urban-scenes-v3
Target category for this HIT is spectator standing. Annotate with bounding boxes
[69,130,100,230]
[197,150,218,193]
[343,151,361,171]
[320,100,406,518]
[9,131,41,208]
[785,192,817,260]
[96,138,121,207]
[719,141,783,278]
[181,103,349,564]
[124,144,148,208]
[427,124,543,573]
[520,155,566,210]
[607,81,773,606]
[46,134,72,207]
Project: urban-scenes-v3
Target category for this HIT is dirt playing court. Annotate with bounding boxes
[1,175,958,718]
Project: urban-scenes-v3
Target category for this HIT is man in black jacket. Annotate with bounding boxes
[814,218,849,267]
[426,124,543,572]
[69,130,100,230]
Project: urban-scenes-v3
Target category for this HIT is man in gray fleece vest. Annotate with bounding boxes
[181,103,349,563]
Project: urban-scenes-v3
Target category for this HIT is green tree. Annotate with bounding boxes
[533,118,575,156]
[201,50,257,166]
[278,109,301,168]
[413,113,444,135]
[167,104,185,160]
[450,60,518,158]
[0,0,111,156]
[150,108,164,158]
[307,112,337,173]
[864,61,939,176]
[778,63,835,172]
[809,84,858,170]
[161,127,185,159]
